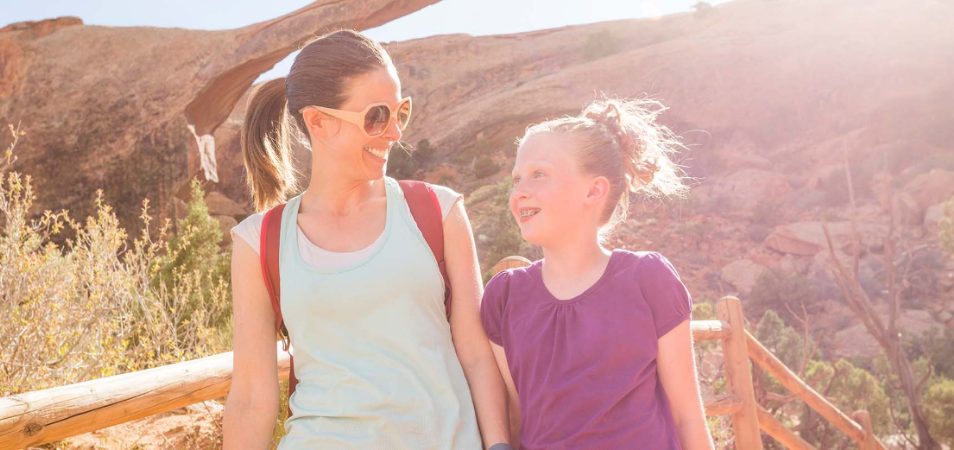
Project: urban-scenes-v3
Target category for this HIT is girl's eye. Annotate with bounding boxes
[532,170,545,178]
[512,176,521,185]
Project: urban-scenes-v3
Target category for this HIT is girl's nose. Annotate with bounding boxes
[511,183,529,201]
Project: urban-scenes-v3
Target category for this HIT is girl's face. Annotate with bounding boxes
[314,65,404,181]
[509,132,607,247]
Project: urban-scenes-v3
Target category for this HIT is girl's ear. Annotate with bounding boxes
[586,176,611,207]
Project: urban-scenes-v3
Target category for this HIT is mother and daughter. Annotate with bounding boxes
[223,29,714,450]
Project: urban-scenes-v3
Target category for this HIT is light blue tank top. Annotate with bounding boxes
[277,177,481,449]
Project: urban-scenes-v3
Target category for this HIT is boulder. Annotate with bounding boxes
[764,221,888,256]
[205,192,246,217]
[720,259,770,294]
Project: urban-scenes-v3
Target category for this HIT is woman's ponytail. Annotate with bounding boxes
[241,77,298,211]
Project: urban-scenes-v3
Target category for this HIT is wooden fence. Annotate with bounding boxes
[0,257,887,450]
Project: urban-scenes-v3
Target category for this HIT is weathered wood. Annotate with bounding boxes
[852,410,878,450]
[757,405,816,450]
[0,342,290,449]
[745,333,888,450]
[716,297,764,450]
[704,394,742,416]
[691,319,729,341]
[490,256,532,276]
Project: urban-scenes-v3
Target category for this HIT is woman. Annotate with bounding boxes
[223,30,509,449]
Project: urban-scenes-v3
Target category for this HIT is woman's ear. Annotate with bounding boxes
[585,176,611,207]
[300,107,324,135]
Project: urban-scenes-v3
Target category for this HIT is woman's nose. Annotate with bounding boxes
[381,116,403,141]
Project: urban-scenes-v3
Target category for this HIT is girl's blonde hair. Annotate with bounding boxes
[519,98,688,230]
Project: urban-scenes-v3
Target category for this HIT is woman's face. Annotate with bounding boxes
[318,65,404,182]
[509,132,602,247]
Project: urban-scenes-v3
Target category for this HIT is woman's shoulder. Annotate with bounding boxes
[231,211,267,254]
[393,177,462,220]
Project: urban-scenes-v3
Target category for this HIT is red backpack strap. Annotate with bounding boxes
[398,180,452,319]
[260,204,288,347]
[260,204,298,396]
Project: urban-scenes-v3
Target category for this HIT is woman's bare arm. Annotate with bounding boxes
[223,237,281,449]
[444,199,511,448]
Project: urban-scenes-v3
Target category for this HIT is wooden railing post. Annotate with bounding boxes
[852,410,877,450]
[717,296,764,450]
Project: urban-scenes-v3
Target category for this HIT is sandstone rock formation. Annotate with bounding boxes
[0,0,437,229]
[3,0,953,348]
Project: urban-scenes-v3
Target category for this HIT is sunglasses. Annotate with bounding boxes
[301,97,412,138]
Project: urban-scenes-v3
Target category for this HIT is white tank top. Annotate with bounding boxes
[231,183,460,271]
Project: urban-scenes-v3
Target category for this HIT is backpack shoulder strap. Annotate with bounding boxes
[398,180,452,318]
[260,203,298,401]
[259,203,289,349]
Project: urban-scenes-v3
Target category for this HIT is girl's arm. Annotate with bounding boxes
[444,199,511,448]
[490,342,522,450]
[657,320,715,450]
[223,238,280,449]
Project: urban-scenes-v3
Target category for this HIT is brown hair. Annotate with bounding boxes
[241,30,392,211]
[519,98,688,230]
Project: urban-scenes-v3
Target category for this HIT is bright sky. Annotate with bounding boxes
[5,0,731,80]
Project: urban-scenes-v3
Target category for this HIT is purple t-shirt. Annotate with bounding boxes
[481,250,692,450]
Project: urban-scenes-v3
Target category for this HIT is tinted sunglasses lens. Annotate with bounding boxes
[364,105,390,136]
[396,100,411,130]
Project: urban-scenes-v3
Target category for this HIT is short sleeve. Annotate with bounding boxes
[480,270,511,346]
[431,184,463,221]
[231,212,265,254]
[637,252,692,338]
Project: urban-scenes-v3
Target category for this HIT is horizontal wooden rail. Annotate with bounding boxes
[745,331,888,450]
[704,394,742,416]
[757,405,816,450]
[0,342,291,449]
[691,319,729,341]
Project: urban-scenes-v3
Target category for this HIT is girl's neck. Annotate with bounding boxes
[540,235,612,296]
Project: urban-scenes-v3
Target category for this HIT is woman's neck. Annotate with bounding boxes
[302,165,385,215]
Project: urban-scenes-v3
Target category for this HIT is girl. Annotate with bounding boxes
[223,30,510,449]
[481,99,714,449]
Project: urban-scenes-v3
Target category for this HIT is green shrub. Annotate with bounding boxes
[800,359,890,448]
[474,156,500,179]
[924,377,954,448]
[150,178,230,340]
[0,130,231,395]
[940,196,954,256]
[470,181,524,280]
[387,139,436,179]
[748,271,821,325]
